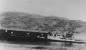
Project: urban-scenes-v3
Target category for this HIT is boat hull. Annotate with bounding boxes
[47,39,85,43]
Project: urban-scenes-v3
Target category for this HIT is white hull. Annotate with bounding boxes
[48,36,84,43]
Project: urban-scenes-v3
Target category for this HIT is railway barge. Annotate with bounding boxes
[0,28,50,41]
[0,28,85,43]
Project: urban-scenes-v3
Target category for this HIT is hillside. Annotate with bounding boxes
[0,12,86,34]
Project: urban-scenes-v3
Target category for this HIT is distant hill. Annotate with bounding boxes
[0,12,86,34]
[1,12,47,18]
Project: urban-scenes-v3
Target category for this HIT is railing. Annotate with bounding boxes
[0,27,49,33]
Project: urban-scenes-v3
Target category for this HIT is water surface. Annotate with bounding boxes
[0,40,85,50]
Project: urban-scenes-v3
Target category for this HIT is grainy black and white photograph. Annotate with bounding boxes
[0,0,86,50]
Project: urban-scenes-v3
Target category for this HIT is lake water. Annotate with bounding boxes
[0,40,86,50]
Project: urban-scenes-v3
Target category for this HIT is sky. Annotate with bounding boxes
[0,0,86,21]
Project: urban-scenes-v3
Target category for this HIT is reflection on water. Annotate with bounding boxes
[0,40,86,50]
[63,42,73,47]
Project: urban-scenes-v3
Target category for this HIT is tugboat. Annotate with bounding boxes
[47,32,84,43]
